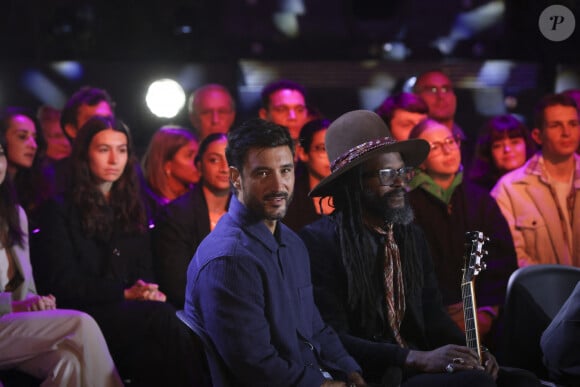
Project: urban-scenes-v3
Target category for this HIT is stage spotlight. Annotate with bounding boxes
[145,79,186,119]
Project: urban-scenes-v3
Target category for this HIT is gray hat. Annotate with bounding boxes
[309,110,430,197]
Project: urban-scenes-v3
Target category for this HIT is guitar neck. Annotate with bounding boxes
[461,280,482,362]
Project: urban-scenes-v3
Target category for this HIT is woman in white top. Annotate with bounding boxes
[0,133,123,387]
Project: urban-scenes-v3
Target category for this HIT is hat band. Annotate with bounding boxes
[330,136,397,172]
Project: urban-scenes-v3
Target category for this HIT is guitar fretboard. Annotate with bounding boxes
[461,280,480,359]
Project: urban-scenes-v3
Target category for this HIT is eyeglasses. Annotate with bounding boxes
[430,136,460,154]
[418,86,453,95]
[363,167,415,186]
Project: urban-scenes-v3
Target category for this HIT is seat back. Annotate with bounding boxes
[502,264,580,379]
[176,310,233,387]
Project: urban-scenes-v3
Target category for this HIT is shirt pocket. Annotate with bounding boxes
[515,214,547,260]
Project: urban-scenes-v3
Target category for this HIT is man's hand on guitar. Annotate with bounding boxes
[481,348,499,380]
[405,344,483,373]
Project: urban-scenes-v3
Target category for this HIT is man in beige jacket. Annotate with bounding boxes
[491,93,580,267]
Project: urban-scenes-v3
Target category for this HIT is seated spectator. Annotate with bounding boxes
[469,115,536,191]
[0,134,122,387]
[259,79,309,144]
[375,92,428,141]
[153,132,231,308]
[284,118,333,232]
[50,86,115,196]
[37,105,71,163]
[491,93,580,267]
[30,116,202,386]
[540,282,580,385]
[407,118,518,347]
[299,110,539,386]
[0,107,53,230]
[188,83,236,139]
[141,126,200,217]
[185,118,365,386]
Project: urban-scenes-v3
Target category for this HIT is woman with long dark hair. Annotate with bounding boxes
[0,107,53,229]
[0,130,123,386]
[31,116,202,386]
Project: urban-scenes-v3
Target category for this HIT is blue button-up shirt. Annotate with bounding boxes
[185,195,360,386]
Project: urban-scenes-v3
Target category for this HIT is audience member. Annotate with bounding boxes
[299,110,539,387]
[185,118,365,386]
[284,118,333,232]
[407,118,517,346]
[60,86,115,143]
[188,83,236,139]
[31,116,202,386]
[37,105,71,162]
[375,92,428,141]
[52,86,115,195]
[491,93,580,267]
[259,79,309,143]
[141,126,200,216]
[0,133,123,387]
[561,88,580,154]
[540,281,580,385]
[413,70,474,168]
[469,115,536,191]
[0,107,52,230]
[153,132,231,308]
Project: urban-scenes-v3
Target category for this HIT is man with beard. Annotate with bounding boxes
[184,118,365,387]
[299,110,540,387]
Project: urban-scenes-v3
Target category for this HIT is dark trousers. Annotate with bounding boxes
[84,300,206,387]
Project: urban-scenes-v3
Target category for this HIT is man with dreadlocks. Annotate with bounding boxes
[300,110,541,387]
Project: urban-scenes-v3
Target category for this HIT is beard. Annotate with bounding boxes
[245,190,294,222]
[363,187,414,225]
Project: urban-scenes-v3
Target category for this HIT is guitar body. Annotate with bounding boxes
[462,231,488,364]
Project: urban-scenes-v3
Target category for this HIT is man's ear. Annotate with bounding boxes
[258,108,268,120]
[230,166,241,190]
[63,124,77,142]
[531,127,543,146]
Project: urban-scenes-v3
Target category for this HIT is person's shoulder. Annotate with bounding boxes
[298,215,340,252]
[196,218,241,255]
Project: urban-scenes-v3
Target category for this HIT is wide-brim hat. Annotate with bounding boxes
[309,110,430,197]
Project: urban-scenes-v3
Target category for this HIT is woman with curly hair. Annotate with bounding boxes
[31,116,202,386]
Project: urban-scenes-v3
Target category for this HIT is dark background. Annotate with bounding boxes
[1,0,580,154]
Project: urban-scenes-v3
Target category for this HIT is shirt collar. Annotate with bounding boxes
[409,169,463,204]
[228,195,284,252]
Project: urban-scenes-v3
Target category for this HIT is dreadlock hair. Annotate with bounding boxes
[70,116,147,241]
[331,165,424,337]
[0,132,24,248]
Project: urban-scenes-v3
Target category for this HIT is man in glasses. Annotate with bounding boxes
[413,70,474,168]
[299,111,539,386]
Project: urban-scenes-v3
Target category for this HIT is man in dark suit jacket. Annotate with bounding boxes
[185,118,365,386]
